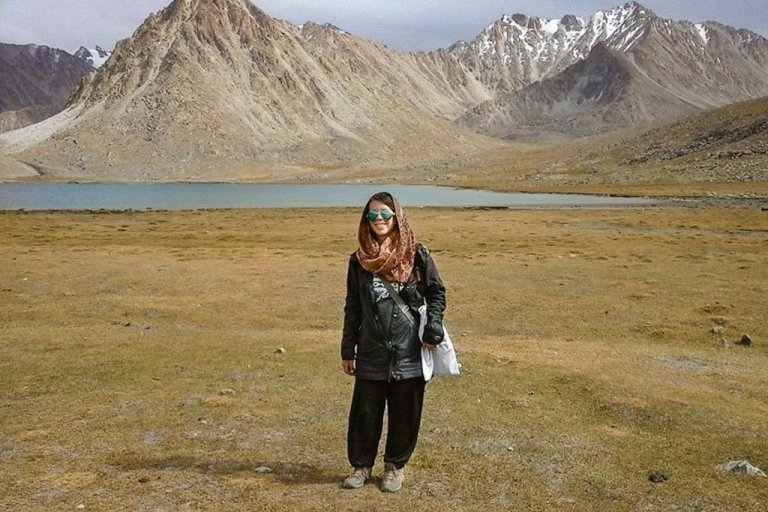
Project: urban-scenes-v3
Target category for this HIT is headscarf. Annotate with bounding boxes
[356,193,417,283]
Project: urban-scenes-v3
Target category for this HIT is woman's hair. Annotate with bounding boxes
[364,191,396,213]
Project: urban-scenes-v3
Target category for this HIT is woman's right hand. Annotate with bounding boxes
[342,360,356,376]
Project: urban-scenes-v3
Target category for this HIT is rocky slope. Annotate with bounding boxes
[614,95,768,183]
[0,43,93,133]
[505,95,768,192]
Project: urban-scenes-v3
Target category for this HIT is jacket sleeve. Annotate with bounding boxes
[341,255,362,360]
[419,245,447,344]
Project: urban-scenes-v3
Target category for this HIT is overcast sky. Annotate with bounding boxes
[1,0,766,54]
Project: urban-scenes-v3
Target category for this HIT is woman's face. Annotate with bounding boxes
[366,199,396,242]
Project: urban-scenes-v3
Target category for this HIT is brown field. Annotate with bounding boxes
[1,206,767,511]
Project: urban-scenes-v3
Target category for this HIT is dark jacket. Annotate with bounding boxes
[341,243,446,381]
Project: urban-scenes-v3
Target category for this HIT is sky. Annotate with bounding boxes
[0,0,766,54]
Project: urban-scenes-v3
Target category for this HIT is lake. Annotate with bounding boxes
[0,183,658,210]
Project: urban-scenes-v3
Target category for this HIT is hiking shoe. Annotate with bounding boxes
[342,467,371,489]
[381,463,405,493]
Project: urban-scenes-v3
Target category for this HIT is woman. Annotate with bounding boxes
[340,191,446,492]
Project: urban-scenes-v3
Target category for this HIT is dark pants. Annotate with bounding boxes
[347,377,426,469]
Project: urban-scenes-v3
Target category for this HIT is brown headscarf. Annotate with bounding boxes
[356,192,417,283]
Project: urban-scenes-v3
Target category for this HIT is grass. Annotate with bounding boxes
[1,206,767,510]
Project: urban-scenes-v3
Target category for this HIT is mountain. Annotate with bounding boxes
[456,2,768,138]
[1,0,767,182]
[74,46,112,68]
[457,41,700,139]
[1,0,502,181]
[0,43,93,133]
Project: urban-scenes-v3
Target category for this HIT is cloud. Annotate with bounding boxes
[0,0,168,51]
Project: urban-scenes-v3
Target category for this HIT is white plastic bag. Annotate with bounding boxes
[419,305,460,381]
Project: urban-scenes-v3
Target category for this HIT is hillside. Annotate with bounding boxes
[602,95,768,185]
[446,96,768,198]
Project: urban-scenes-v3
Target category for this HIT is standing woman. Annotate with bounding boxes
[340,191,446,492]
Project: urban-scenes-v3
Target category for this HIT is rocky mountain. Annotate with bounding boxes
[1,0,502,181]
[74,46,112,68]
[0,43,93,133]
[456,2,768,138]
[1,0,767,182]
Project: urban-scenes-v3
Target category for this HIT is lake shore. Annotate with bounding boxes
[2,206,766,510]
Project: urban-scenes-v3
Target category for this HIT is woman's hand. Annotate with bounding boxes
[422,342,436,350]
[342,360,356,376]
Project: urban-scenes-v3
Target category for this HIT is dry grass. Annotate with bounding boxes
[1,206,767,511]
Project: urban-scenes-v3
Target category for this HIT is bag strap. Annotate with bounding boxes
[379,277,416,328]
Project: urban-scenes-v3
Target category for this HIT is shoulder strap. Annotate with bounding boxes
[379,278,416,327]
[379,278,407,308]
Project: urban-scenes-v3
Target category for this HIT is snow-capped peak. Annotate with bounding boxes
[74,45,112,68]
[449,2,661,92]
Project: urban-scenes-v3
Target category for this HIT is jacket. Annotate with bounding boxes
[341,243,446,381]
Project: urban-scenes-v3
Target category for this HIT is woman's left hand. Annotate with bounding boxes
[341,359,356,376]
[422,342,436,350]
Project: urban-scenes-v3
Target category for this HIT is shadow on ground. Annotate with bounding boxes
[111,454,340,485]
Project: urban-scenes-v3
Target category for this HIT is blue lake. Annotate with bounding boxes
[0,183,658,210]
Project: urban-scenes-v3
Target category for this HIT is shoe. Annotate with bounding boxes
[381,463,405,493]
[342,467,371,489]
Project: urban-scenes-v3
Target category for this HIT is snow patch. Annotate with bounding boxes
[541,18,560,36]
[479,39,494,57]
[620,26,645,50]
[695,23,709,45]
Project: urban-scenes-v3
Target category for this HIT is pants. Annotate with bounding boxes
[347,377,426,469]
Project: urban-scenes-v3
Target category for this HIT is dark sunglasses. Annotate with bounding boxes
[366,209,395,222]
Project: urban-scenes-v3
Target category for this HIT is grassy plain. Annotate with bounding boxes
[1,206,767,511]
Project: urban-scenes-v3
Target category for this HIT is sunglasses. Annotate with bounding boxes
[366,209,395,222]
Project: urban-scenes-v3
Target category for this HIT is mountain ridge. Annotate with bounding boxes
[2,0,767,183]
